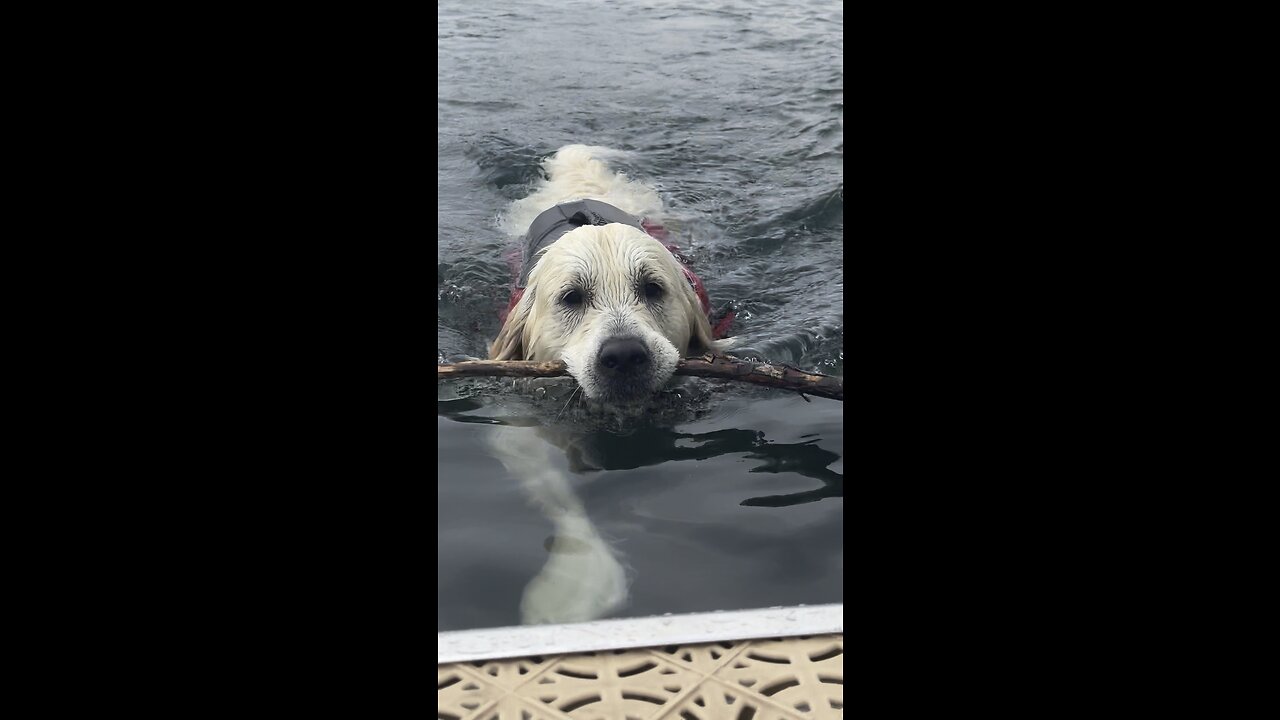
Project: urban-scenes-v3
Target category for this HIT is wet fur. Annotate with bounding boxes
[491,145,730,402]
[485,145,731,625]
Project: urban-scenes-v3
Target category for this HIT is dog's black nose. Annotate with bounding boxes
[597,338,649,375]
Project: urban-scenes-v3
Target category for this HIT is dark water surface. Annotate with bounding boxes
[438,0,843,631]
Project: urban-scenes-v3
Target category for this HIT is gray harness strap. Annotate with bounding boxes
[517,199,646,288]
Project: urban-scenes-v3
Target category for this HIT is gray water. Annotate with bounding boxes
[438,0,843,632]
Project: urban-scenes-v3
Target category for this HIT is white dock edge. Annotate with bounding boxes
[438,603,843,664]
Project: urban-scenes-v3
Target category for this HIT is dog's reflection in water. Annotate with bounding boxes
[488,424,629,625]
[481,403,842,626]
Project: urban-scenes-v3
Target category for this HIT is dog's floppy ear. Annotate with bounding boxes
[490,292,531,360]
[687,317,735,356]
[681,288,735,357]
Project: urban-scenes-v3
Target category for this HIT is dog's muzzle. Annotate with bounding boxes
[597,337,650,376]
[591,336,658,400]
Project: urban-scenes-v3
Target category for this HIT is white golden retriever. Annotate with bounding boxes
[490,145,731,401]
[482,145,733,625]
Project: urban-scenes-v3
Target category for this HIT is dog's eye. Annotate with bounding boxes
[644,282,663,300]
[562,290,583,306]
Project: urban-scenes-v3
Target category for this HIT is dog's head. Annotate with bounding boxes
[491,223,728,402]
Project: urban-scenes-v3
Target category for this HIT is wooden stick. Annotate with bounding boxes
[438,354,843,401]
